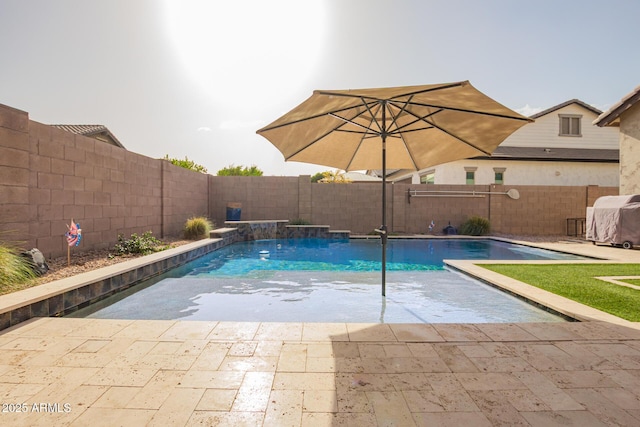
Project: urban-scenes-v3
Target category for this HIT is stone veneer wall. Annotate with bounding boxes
[619,102,640,195]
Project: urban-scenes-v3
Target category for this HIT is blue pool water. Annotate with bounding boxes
[70,239,583,323]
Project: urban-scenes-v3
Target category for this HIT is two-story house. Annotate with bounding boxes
[381,99,619,186]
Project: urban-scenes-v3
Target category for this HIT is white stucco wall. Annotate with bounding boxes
[620,103,640,194]
[502,104,619,149]
[409,159,619,186]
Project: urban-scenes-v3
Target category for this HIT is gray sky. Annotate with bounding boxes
[1,0,639,176]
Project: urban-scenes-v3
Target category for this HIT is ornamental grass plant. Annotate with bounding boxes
[184,216,214,240]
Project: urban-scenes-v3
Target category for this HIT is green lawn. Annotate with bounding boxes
[622,278,640,287]
[479,264,640,322]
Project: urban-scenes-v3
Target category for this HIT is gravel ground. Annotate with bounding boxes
[33,238,192,286]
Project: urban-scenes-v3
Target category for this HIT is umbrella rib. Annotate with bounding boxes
[395,101,531,121]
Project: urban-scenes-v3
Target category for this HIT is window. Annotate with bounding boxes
[420,171,435,184]
[559,114,581,137]
[464,167,476,185]
[493,167,505,184]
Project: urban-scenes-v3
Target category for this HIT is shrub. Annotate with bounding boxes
[460,216,491,236]
[163,155,208,173]
[0,243,36,288]
[112,231,166,256]
[184,216,214,240]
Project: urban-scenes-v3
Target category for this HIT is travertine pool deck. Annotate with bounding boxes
[0,240,639,426]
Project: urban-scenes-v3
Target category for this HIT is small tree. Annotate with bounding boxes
[217,164,264,176]
[318,170,351,183]
[163,155,208,173]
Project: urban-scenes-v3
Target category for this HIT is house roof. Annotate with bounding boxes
[476,146,619,162]
[593,85,640,127]
[51,124,125,148]
[529,99,602,119]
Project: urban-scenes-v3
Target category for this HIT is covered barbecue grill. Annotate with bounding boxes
[586,195,640,249]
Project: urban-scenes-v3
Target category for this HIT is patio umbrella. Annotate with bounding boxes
[257,81,531,296]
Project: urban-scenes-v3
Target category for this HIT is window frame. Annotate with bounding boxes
[558,114,582,137]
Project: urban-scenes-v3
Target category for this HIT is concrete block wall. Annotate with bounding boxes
[0,104,207,258]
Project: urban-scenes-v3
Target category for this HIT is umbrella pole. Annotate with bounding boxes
[381,134,387,297]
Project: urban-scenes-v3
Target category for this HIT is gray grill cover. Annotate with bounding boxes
[586,195,640,244]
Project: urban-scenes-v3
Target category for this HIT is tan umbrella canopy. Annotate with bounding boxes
[257,81,532,296]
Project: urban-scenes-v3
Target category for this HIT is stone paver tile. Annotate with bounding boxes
[334,357,364,373]
[69,407,156,427]
[507,343,564,371]
[54,351,117,368]
[1,365,71,384]
[331,342,360,358]
[264,389,304,427]
[103,340,157,368]
[301,412,334,427]
[0,382,47,402]
[601,369,640,398]
[148,341,183,355]
[581,342,640,357]
[403,389,445,412]
[196,388,237,411]
[468,390,530,426]
[425,373,480,412]
[475,323,539,341]
[335,373,396,392]
[457,344,492,358]
[112,320,175,339]
[41,384,109,425]
[552,342,618,370]
[544,370,619,388]
[303,390,337,412]
[335,390,373,413]
[306,343,334,358]
[517,322,586,341]
[306,357,336,373]
[412,411,492,427]
[159,320,218,340]
[277,343,307,372]
[24,337,93,366]
[27,367,100,404]
[83,367,157,387]
[389,323,445,342]
[346,323,397,342]
[358,343,386,358]
[189,342,232,371]
[0,349,40,366]
[433,344,479,373]
[188,411,264,426]
[148,387,205,426]
[72,339,111,353]
[207,322,260,340]
[127,370,186,410]
[66,319,133,338]
[519,410,607,426]
[455,372,527,391]
[383,343,413,358]
[232,372,274,412]
[255,322,303,341]
[302,322,348,341]
[513,371,583,411]
[0,335,64,351]
[566,387,640,426]
[389,373,432,392]
[254,340,284,357]
[179,370,244,389]
[599,322,640,339]
[92,386,140,408]
[480,342,519,357]
[498,388,549,411]
[595,386,640,410]
[220,355,277,373]
[406,343,439,358]
[367,390,417,426]
[134,353,197,371]
[229,341,257,357]
[273,372,335,391]
[469,356,535,373]
[432,324,490,342]
[562,322,631,340]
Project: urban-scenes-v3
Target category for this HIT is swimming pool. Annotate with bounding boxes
[69,239,583,323]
